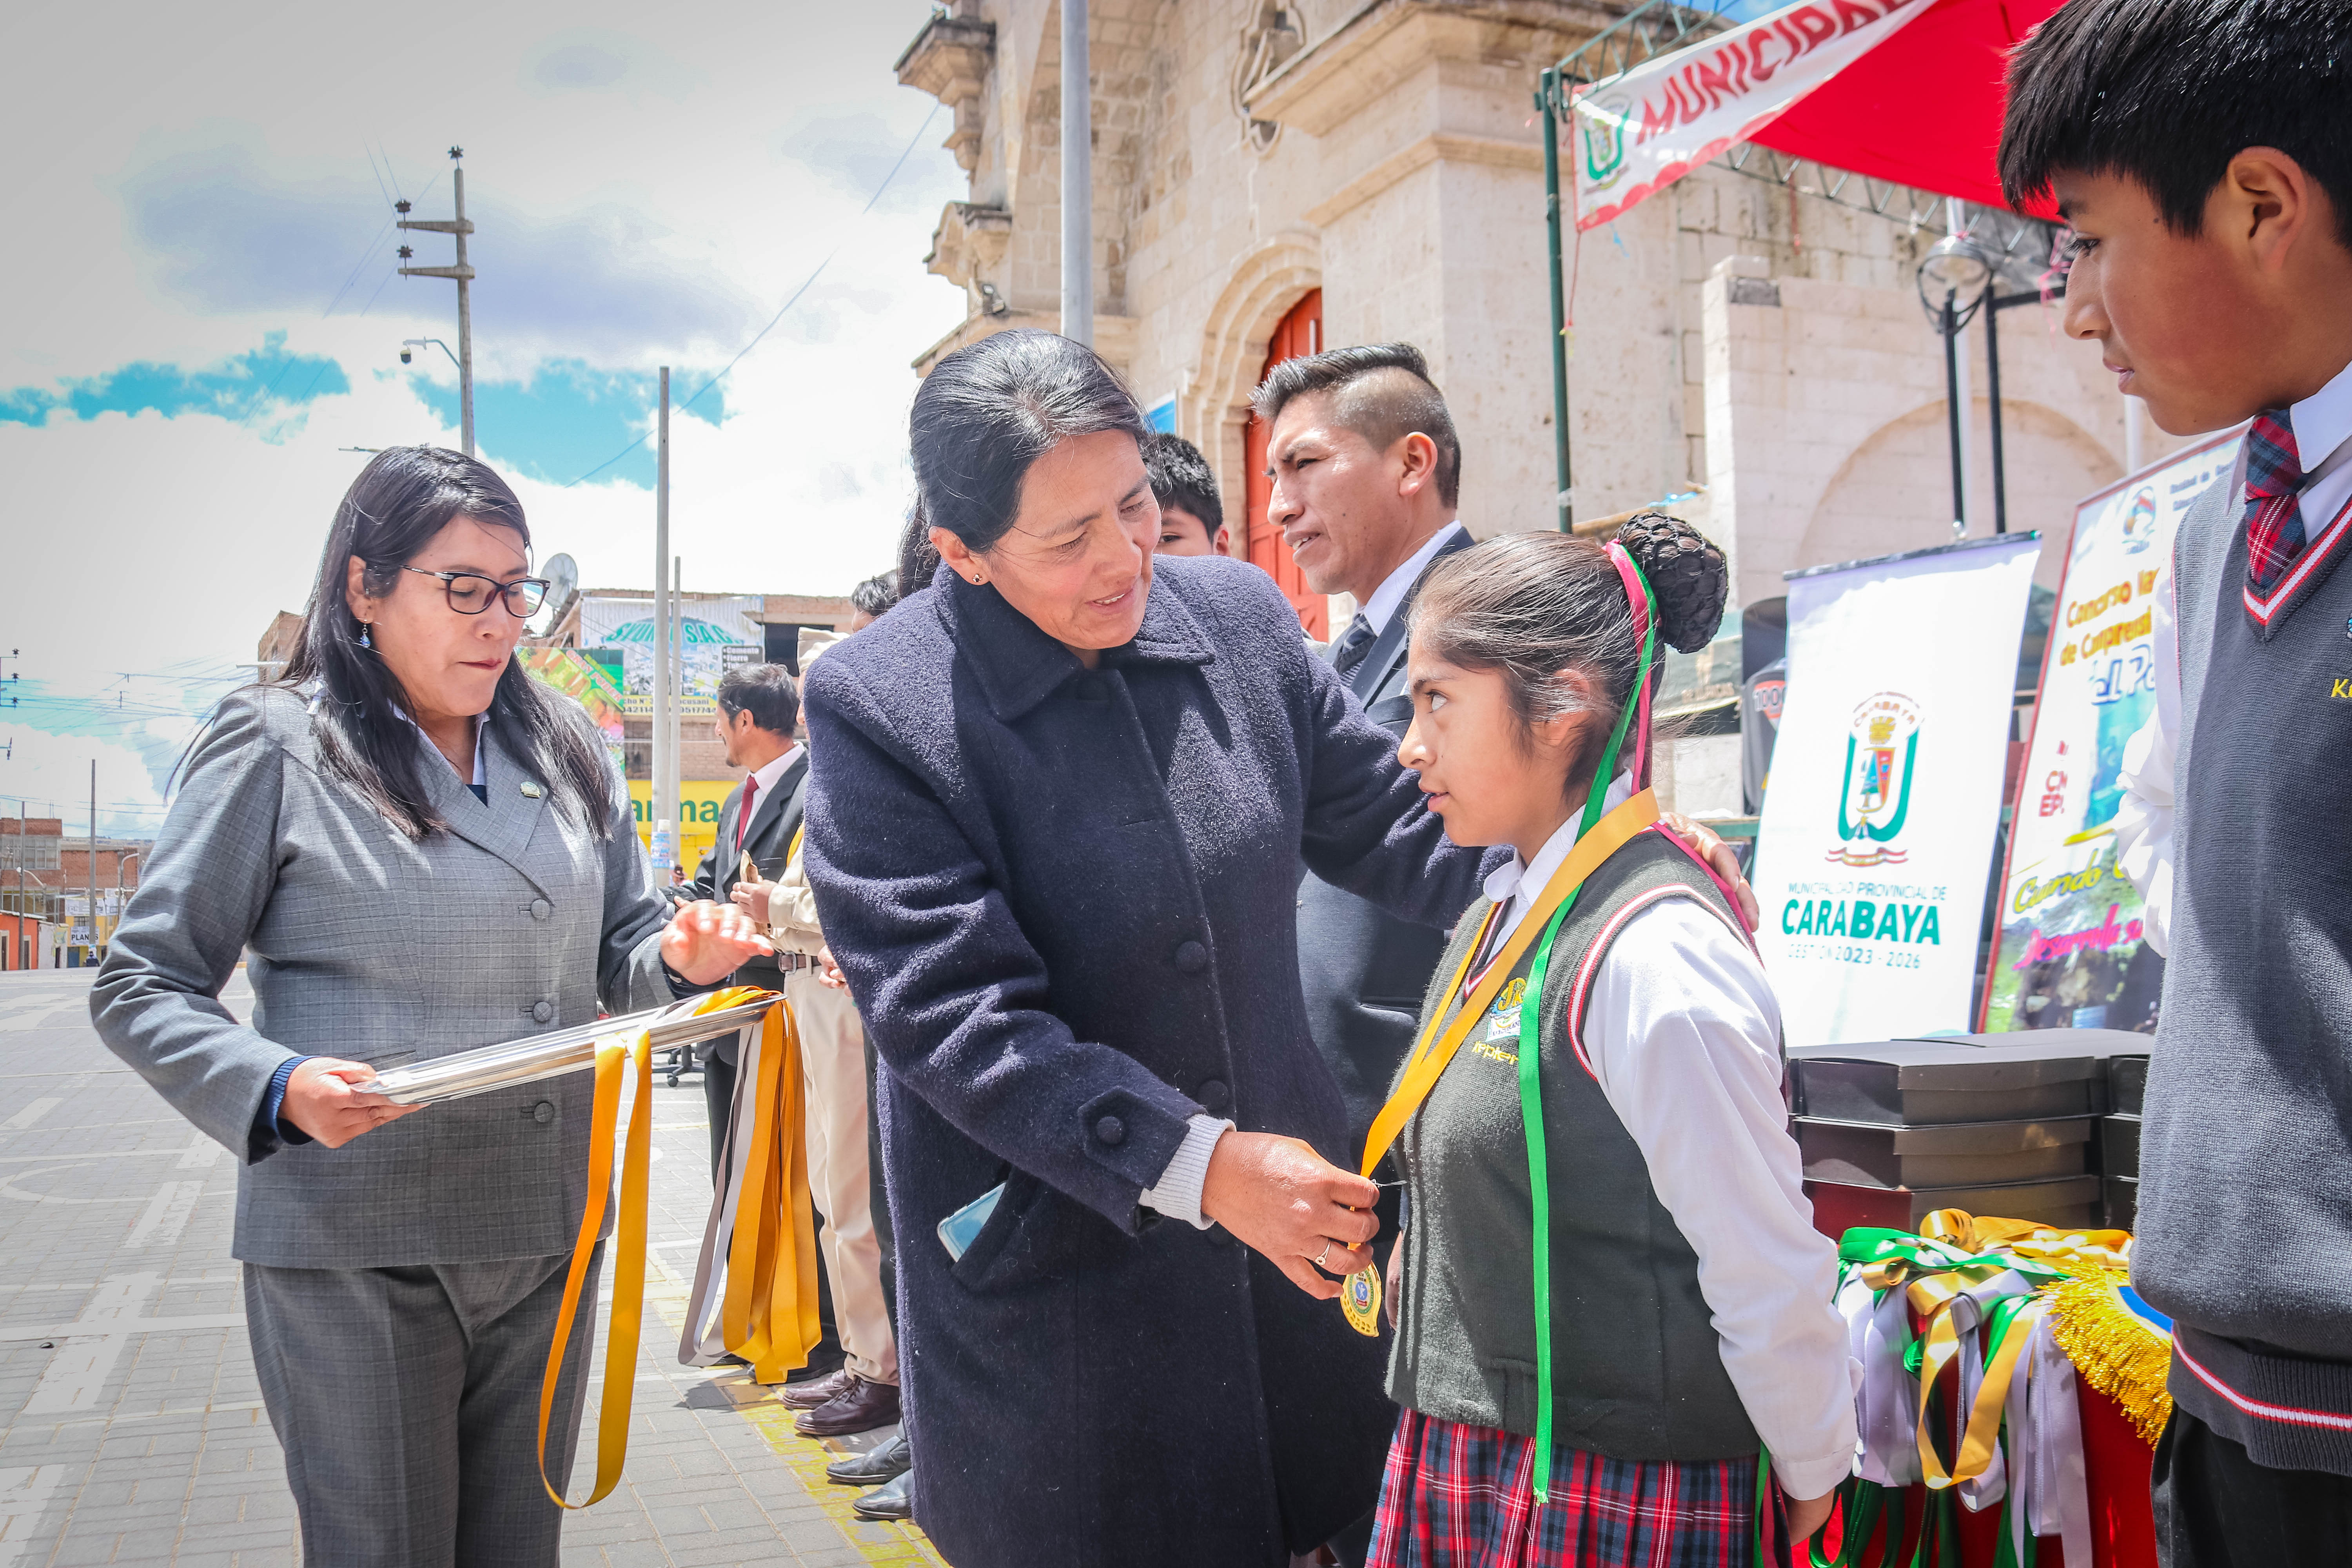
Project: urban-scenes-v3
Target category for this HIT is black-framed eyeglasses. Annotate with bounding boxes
[404,566,552,617]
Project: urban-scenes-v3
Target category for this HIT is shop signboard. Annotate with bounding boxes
[628,780,736,884]
[1754,534,2040,1045]
[1980,428,2243,1034]
[579,595,764,719]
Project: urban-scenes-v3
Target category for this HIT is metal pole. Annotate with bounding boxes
[453,160,474,457]
[86,761,96,964]
[1984,301,2007,534]
[1060,0,1093,346]
[669,554,683,868]
[1942,296,1965,534]
[396,148,477,455]
[1540,69,1573,533]
[653,368,673,888]
[2125,392,2146,472]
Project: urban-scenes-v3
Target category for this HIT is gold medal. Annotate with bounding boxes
[1339,1266,1381,1337]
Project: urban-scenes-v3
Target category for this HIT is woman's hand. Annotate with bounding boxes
[1785,1488,1837,1546]
[1199,1131,1380,1299]
[281,1059,421,1149]
[1659,811,1760,931]
[661,899,775,984]
[815,944,849,991]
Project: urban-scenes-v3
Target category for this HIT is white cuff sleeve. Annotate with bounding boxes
[1139,1114,1233,1230]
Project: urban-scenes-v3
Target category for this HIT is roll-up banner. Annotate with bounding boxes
[1980,428,2243,1034]
[1755,534,2040,1046]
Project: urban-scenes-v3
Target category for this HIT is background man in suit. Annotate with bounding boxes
[1142,432,1232,557]
[1256,343,1474,1205]
[688,664,810,1173]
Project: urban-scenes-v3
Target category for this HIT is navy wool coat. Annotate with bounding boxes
[802,556,1486,1567]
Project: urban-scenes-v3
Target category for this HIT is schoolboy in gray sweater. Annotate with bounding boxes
[2001,4,2352,1563]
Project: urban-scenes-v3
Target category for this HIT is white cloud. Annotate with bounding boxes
[0,0,972,793]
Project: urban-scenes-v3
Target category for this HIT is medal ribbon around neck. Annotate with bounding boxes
[1341,543,1664,1494]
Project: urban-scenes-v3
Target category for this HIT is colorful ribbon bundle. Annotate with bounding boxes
[1813,1210,2151,1568]
[534,987,821,1509]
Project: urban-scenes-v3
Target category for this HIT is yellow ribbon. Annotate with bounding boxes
[719,996,822,1382]
[536,986,815,1508]
[536,1020,654,1508]
[1356,789,1661,1180]
[1885,1211,2132,1490]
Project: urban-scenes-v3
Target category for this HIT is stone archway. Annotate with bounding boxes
[1181,232,1324,534]
[1799,399,2124,592]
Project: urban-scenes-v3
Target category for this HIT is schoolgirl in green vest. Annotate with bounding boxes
[1362,518,1855,1568]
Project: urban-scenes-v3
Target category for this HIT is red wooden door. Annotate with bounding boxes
[1242,289,1326,638]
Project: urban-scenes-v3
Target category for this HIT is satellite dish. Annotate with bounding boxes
[540,553,580,630]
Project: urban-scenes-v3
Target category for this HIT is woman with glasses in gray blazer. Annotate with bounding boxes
[93,446,770,1568]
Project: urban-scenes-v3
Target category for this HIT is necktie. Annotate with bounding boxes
[737,775,757,854]
[1330,612,1378,680]
[2243,410,2306,600]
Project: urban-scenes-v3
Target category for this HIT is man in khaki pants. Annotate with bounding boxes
[731,582,903,1454]
[755,834,899,1438]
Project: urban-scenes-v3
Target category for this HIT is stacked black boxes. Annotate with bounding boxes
[2103,1053,2147,1229]
[1788,1030,2154,1238]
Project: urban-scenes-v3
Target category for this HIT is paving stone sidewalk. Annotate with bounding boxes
[0,969,940,1568]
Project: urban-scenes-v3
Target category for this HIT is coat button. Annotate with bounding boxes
[532,1101,554,1124]
[1174,940,1209,975]
[531,1000,553,1023]
[1093,1115,1126,1147]
[529,898,551,920]
[1198,1078,1231,1114]
[1074,676,1110,702]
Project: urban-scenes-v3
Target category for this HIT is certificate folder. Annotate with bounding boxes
[363,995,779,1105]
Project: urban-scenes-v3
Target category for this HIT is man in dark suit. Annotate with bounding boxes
[688,663,811,1172]
[1255,343,1477,1194]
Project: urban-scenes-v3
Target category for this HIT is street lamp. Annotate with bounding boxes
[401,338,459,368]
[1917,234,1997,537]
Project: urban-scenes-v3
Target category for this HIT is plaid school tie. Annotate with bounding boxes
[2243,410,2306,597]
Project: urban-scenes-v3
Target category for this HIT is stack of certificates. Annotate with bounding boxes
[363,995,779,1105]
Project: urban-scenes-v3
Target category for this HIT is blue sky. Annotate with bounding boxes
[1,335,348,429]
[0,2,971,831]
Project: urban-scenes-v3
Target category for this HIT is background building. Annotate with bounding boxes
[895,0,2187,809]
[1,817,144,967]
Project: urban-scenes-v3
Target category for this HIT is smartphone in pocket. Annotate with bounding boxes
[936,1181,1005,1262]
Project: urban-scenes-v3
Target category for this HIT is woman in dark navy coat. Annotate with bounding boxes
[800,331,1488,1566]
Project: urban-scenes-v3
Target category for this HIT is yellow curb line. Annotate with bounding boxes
[646,1266,944,1566]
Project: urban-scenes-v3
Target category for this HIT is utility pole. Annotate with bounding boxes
[85,761,97,965]
[1060,0,1093,346]
[651,369,673,888]
[398,147,477,456]
[668,554,684,878]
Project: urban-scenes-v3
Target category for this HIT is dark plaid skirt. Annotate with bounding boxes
[1368,1408,1758,1568]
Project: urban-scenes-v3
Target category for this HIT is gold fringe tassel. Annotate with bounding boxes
[2048,1267,2173,1447]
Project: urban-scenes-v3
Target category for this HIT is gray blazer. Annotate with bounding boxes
[92,686,673,1269]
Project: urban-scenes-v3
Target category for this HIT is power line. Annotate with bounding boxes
[564,103,942,488]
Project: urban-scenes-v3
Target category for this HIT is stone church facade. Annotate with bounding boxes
[893,0,2178,635]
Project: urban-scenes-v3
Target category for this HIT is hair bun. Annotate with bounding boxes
[1615,512,1728,653]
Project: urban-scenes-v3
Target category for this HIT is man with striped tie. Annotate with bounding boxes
[1255,344,1475,1295]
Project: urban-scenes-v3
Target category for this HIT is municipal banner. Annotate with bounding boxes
[1981,428,2243,1034]
[1572,0,1930,232]
[1755,534,2040,1046]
